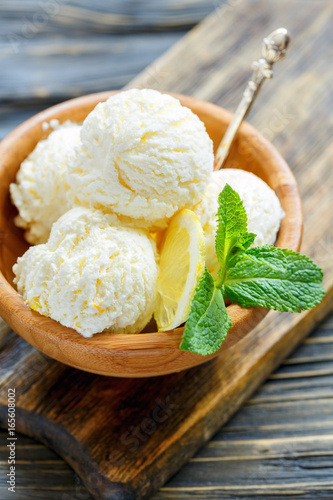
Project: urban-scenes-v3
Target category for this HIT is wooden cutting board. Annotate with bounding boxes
[0,0,332,499]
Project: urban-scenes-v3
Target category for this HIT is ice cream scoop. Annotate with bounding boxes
[10,122,81,245]
[192,169,285,278]
[67,88,214,229]
[13,207,158,337]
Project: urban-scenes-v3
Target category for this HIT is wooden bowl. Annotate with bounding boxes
[0,91,303,377]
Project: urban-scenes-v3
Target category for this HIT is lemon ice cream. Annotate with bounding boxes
[193,169,285,278]
[10,122,81,245]
[67,89,214,229]
[13,207,158,337]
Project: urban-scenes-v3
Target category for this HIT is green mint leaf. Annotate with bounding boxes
[215,184,247,266]
[224,245,326,312]
[180,268,232,355]
[215,184,255,283]
[238,231,256,251]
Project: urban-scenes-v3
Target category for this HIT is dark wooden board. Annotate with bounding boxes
[0,0,333,499]
[1,314,333,500]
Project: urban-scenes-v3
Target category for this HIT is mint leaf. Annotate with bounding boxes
[180,268,232,355]
[238,231,256,251]
[215,184,254,283]
[224,245,326,312]
[215,184,247,266]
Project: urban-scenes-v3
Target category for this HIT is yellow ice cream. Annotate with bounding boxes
[192,169,285,278]
[10,122,81,244]
[13,207,158,337]
[67,88,214,229]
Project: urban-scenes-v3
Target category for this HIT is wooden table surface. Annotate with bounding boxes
[1,0,332,498]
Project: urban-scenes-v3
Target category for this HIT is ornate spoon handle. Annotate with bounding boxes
[214,28,290,170]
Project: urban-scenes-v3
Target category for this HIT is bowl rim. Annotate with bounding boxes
[0,91,303,377]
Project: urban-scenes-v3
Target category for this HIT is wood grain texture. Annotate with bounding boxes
[0,0,218,32]
[1,314,333,500]
[0,0,218,101]
[0,0,333,498]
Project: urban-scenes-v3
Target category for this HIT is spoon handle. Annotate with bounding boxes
[214,28,290,170]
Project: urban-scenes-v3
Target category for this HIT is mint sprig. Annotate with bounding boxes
[224,246,325,312]
[215,184,256,285]
[181,184,325,356]
[180,268,231,355]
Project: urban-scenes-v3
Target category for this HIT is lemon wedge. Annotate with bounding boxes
[154,209,205,331]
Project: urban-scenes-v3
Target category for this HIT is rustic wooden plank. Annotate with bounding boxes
[277,330,333,363]
[0,444,61,462]
[0,462,80,486]
[160,459,333,486]
[0,33,185,101]
[214,399,333,432]
[193,434,333,460]
[269,362,333,379]
[219,423,333,441]
[247,379,333,403]
[0,0,218,32]
[156,484,333,499]
[0,0,218,101]
[0,489,93,500]
[283,343,333,364]
[0,319,12,346]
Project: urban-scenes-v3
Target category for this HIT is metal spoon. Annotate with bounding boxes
[214,28,290,170]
